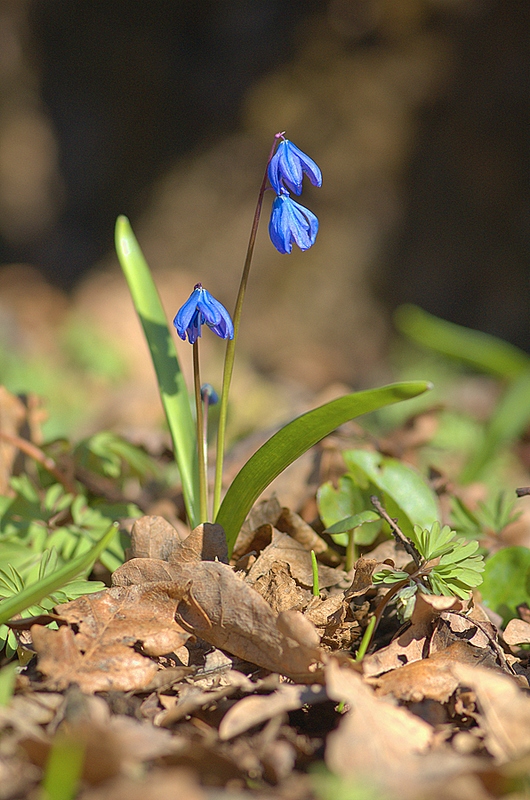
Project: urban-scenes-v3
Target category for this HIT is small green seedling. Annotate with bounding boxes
[372,512,485,619]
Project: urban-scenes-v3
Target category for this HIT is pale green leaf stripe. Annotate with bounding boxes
[0,523,118,626]
[216,381,431,554]
[395,304,530,379]
[115,216,199,527]
[325,511,380,534]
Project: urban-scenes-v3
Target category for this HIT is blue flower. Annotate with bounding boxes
[173,283,234,344]
[268,139,322,196]
[269,189,319,254]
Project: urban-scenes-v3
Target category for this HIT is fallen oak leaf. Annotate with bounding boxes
[31,625,159,693]
[113,558,323,681]
[31,584,190,692]
[174,561,323,683]
[51,583,190,656]
[368,641,491,704]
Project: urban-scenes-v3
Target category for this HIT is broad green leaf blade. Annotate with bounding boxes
[115,216,199,527]
[0,523,118,626]
[460,370,530,483]
[216,381,431,554]
[395,304,530,379]
[480,546,530,625]
[344,450,439,537]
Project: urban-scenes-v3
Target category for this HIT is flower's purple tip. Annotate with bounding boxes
[269,189,319,254]
[173,285,234,344]
[268,139,322,196]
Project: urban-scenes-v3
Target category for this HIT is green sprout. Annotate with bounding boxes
[372,518,485,617]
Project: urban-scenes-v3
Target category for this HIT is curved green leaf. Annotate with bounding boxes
[216,381,431,554]
[115,216,199,527]
[395,304,530,379]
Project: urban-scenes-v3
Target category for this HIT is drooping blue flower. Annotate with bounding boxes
[269,189,319,254]
[268,139,322,196]
[173,283,234,344]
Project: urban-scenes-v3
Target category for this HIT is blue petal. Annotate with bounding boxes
[173,288,202,340]
[268,140,322,195]
[286,141,322,189]
[269,192,319,254]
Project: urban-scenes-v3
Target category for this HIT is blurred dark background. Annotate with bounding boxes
[0,0,528,408]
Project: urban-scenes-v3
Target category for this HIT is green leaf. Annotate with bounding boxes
[480,546,530,625]
[317,478,381,546]
[115,215,199,527]
[344,450,439,538]
[394,304,530,379]
[460,371,530,483]
[0,663,17,706]
[216,381,432,554]
[0,522,118,626]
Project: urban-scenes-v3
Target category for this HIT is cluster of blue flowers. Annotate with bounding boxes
[173,136,322,343]
[267,137,322,255]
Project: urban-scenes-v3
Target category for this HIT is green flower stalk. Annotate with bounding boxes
[213,132,323,516]
[173,283,234,522]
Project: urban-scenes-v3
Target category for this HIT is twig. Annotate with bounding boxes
[0,431,78,495]
[370,495,422,568]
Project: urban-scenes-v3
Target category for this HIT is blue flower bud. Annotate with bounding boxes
[173,283,234,344]
[200,383,219,404]
[268,139,322,196]
[269,189,319,254]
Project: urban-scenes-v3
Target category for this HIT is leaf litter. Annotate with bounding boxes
[4,425,530,798]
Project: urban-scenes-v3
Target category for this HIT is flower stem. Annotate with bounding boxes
[193,340,208,523]
[345,530,358,572]
[213,133,282,518]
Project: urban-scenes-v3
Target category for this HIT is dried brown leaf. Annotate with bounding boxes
[246,530,346,590]
[231,495,282,561]
[325,659,433,789]
[450,663,530,762]
[32,625,159,692]
[54,584,190,656]
[276,506,342,566]
[363,593,460,678]
[219,683,327,740]
[111,557,177,585]
[369,641,487,703]
[129,515,185,560]
[169,522,228,564]
[502,618,530,646]
[79,769,205,800]
[173,561,322,682]
[130,517,228,564]
[32,584,190,692]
